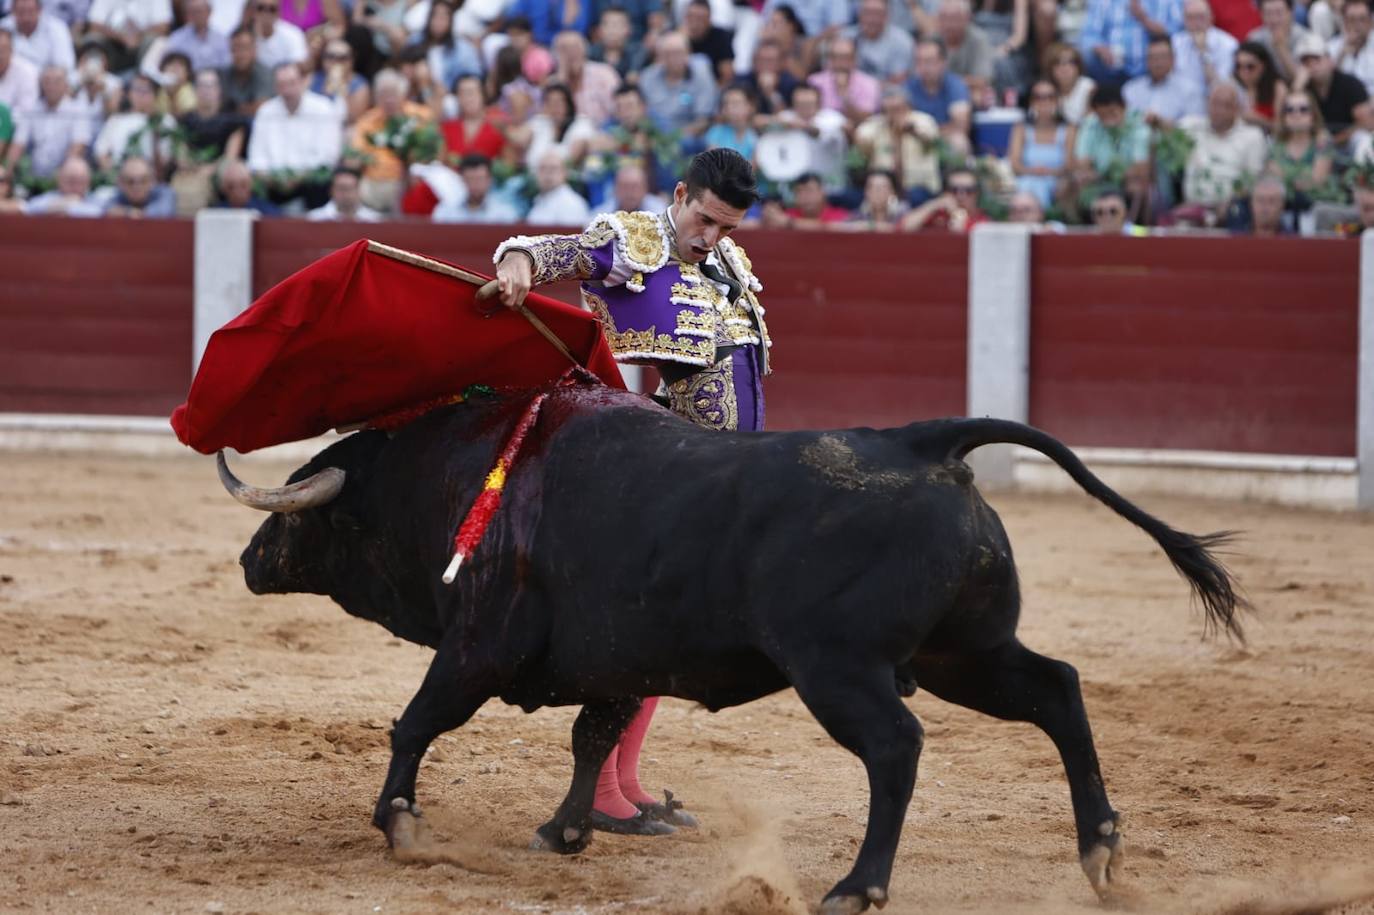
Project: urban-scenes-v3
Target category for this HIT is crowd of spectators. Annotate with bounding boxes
[1,0,1373,234]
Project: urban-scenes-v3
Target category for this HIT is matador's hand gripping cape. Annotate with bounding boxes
[170,239,624,454]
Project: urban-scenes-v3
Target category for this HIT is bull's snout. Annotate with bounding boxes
[239,541,277,595]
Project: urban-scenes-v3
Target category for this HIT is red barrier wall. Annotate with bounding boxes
[0,215,194,416]
[1028,235,1359,457]
[253,222,969,430]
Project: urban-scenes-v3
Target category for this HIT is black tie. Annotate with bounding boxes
[699,260,743,305]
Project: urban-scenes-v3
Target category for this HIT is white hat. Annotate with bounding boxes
[1296,32,1328,58]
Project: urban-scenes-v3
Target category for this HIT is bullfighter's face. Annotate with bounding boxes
[669,184,746,263]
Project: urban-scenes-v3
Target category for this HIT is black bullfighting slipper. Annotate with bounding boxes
[635,789,700,829]
[589,809,677,836]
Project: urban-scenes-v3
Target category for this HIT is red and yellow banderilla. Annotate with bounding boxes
[441,388,550,584]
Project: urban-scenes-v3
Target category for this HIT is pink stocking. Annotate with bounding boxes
[615,696,660,807]
[593,746,639,819]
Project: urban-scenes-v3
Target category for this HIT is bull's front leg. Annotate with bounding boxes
[372,641,492,855]
[791,667,923,914]
[530,698,642,855]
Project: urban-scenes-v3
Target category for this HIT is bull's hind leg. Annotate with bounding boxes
[372,644,492,850]
[915,640,1124,899]
[790,667,923,914]
[531,698,642,855]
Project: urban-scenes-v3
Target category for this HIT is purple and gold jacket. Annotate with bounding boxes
[493,210,773,376]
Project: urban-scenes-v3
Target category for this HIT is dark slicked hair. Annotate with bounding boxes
[684,148,758,210]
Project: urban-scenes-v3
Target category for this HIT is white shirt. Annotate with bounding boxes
[14,98,93,176]
[307,200,382,221]
[525,183,591,226]
[1331,35,1374,96]
[0,53,39,112]
[247,92,341,173]
[1171,28,1238,95]
[0,13,77,72]
[593,193,667,215]
[22,190,103,216]
[253,20,307,69]
[1181,115,1268,205]
[209,0,245,36]
[433,193,520,223]
[524,114,601,169]
[93,110,174,164]
[85,0,172,31]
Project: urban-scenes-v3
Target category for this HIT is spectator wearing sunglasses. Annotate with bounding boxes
[1265,88,1333,206]
[1088,186,1141,233]
[310,37,369,124]
[1292,31,1374,147]
[902,166,990,231]
[250,0,307,69]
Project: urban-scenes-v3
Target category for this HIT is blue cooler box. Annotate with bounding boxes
[972,107,1024,158]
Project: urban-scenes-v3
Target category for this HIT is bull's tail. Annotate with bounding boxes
[929,418,1248,642]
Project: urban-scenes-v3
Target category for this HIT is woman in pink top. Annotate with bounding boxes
[281,0,335,32]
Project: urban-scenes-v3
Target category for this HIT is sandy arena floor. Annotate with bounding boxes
[1,450,1373,915]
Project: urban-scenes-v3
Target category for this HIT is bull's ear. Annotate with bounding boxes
[328,508,364,533]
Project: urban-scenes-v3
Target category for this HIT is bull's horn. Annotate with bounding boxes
[216,450,345,513]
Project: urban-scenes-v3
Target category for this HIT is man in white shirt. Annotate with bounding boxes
[0,27,39,112]
[247,62,341,208]
[1171,0,1237,96]
[307,167,383,221]
[165,0,230,71]
[433,153,519,223]
[22,153,102,214]
[592,161,666,215]
[1124,36,1204,125]
[7,65,90,179]
[82,0,171,71]
[1331,0,1374,95]
[0,0,74,73]
[1180,81,1267,212]
[248,0,304,69]
[773,82,850,195]
[525,149,591,225]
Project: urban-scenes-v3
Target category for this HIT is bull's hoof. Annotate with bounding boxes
[382,797,431,855]
[819,893,870,915]
[635,789,699,829]
[1080,814,1125,901]
[589,809,676,836]
[820,885,888,914]
[531,820,592,855]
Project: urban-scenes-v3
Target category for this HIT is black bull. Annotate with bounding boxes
[227,383,1244,915]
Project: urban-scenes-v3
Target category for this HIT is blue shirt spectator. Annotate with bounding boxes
[905,66,970,124]
[589,0,664,42]
[506,0,589,48]
[164,0,231,71]
[1078,0,1184,81]
[638,31,718,135]
[760,0,849,40]
[1122,36,1205,122]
